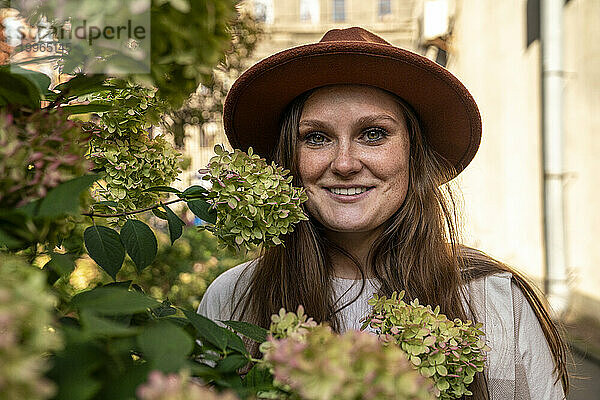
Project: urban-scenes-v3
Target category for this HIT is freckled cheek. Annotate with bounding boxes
[297,151,329,187]
[373,157,410,194]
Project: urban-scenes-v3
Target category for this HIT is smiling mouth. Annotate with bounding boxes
[326,187,374,196]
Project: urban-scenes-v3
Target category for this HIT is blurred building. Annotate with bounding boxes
[189,0,599,323]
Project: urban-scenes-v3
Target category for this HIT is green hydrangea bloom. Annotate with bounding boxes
[363,291,490,399]
[87,85,182,226]
[202,145,308,251]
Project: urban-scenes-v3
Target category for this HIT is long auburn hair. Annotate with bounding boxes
[232,87,569,398]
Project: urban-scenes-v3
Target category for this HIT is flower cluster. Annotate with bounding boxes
[258,306,317,356]
[0,109,91,208]
[0,254,62,400]
[201,145,308,251]
[89,134,182,215]
[363,292,490,399]
[268,305,317,340]
[89,84,167,137]
[87,85,182,224]
[136,370,238,400]
[262,324,433,400]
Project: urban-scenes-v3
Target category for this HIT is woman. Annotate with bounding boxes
[198,27,568,399]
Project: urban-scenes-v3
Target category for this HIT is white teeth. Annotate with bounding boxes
[329,187,369,196]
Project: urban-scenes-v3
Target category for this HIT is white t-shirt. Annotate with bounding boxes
[197,260,565,400]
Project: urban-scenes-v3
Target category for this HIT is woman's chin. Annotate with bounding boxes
[321,219,382,234]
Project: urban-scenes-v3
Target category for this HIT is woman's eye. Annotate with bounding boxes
[305,132,328,145]
[362,128,388,142]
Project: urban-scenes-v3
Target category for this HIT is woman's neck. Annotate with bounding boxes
[323,228,382,279]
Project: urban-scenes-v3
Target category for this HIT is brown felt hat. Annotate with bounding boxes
[223,27,481,178]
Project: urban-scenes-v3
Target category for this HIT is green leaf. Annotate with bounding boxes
[54,74,109,98]
[71,286,159,315]
[17,199,41,217]
[217,354,248,373]
[103,280,133,290]
[0,66,42,108]
[182,309,228,351]
[61,102,112,115]
[222,329,248,356]
[187,199,217,224]
[38,174,101,217]
[143,186,181,194]
[221,320,268,343]
[164,205,185,244]
[137,321,193,372]
[97,363,151,400]
[151,208,168,220]
[84,225,125,280]
[45,252,76,276]
[9,66,51,96]
[120,219,158,272]
[79,310,138,337]
[436,377,450,391]
[180,185,208,198]
[436,364,448,376]
[52,368,101,400]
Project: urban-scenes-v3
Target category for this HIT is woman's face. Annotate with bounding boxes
[297,85,410,235]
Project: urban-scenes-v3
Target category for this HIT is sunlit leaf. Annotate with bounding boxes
[120,219,157,272]
[164,205,185,244]
[84,225,125,279]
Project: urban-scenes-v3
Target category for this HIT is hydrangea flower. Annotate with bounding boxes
[262,324,433,400]
[363,291,490,399]
[0,254,62,400]
[258,306,317,355]
[87,85,182,226]
[201,145,308,251]
[136,370,239,400]
[0,109,91,208]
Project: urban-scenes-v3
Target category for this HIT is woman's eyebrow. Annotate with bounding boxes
[298,119,331,130]
[356,114,400,126]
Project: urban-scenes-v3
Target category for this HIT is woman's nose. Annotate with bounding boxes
[330,144,362,176]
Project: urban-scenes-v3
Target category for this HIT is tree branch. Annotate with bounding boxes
[82,198,184,218]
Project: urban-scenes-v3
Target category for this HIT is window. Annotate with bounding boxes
[333,0,345,22]
[254,0,274,24]
[378,0,391,17]
[300,0,320,24]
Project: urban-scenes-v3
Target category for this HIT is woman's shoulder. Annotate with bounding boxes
[206,259,258,293]
[196,259,259,321]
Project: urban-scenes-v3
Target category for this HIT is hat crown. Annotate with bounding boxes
[319,27,391,45]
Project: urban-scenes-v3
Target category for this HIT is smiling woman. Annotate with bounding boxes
[198,27,569,399]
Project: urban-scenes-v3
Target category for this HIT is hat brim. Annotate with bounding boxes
[223,41,481,178]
